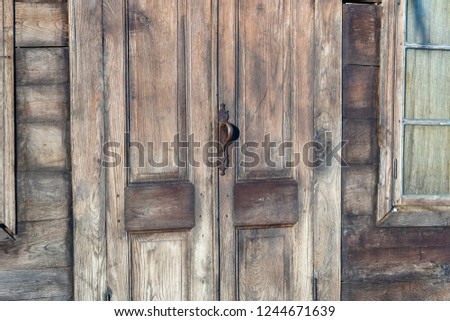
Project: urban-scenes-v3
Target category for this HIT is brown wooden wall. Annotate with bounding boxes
[342,0,450,300]
[0,0,72,300]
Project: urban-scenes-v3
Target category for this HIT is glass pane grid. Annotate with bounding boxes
[401,0,450,198]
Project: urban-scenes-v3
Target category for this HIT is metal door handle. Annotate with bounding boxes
[218,103,239,176]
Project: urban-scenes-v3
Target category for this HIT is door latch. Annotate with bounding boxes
[218,103,239,176]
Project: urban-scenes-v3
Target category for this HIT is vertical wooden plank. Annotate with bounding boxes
[218,0,237,300]
[188,0,217,301]
[69,0,106,300]
[103,0,128,301]
[313,0,342,300]
[292,0,315,301]
[0,0,15,240]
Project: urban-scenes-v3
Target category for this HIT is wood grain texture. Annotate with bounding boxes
[343,216,450,250]
[238,228,292,301]
[17,122,70,171]
[236,0,292,180]
[0,267,73,301]
[103,0,129,301]
[17,172,71,222]
[125,182,195,231]
[128,0,187,182]
[343,3,381,66]
[219,0,315,300]
[234,180,298,227]
[15,2,68,47]
[313,0,342,300]
[342,165,377,217]
[104,0,216,300]
[0,219,72,270]
[16,85,69,123]
[343,65,378,119]
[69,0,106,301]
[342,279,450,301]
[0,0,15,240]
[343,119,378,164]
[16,48,69,85]
[343,246,450,281]
[131,233,190,301]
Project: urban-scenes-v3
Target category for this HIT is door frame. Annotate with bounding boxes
[70,0,342,301]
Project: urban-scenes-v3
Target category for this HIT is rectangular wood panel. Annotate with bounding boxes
[234,179,298,227]
[16,48,69,85]
[125,182,195,231]
[131,233,190,300]
[237,0,292,180]
[16,85,69,123]
[238,228,292,300]
[15,2,68,47]
[128,0,187,182]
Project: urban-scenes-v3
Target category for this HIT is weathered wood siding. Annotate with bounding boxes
[342,1,450,300]
[0,0,72,300]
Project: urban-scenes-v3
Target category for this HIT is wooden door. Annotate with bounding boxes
[218,0,314,300]
[98,0,340,301]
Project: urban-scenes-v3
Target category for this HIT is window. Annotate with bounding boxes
[378,0,450,226]
[1,0,15,240]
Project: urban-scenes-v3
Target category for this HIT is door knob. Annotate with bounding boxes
[218,103,239,176]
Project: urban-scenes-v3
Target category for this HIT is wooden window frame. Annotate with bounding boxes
[378,0,450,227]
[0,0,15,241]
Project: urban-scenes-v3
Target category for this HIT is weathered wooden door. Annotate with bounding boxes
[101,0,340,301]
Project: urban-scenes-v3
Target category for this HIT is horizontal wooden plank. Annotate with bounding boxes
[379,211,450,227]
[0,219,72,270]
[343,3,381,66]
[343,119,378,164]
[125,182,195,231]
[234,180,299,227]
[342,279,450,300]
[17,172,71,222]
[16,85,69,122]
[343,65,378,119]
[16,1,66,3]
[343,216,450,250]
[15,2,68,47]
[343,246,450,281]
[0,267,72,300]
[16,48,69,85]
[342,165,377,216]
[17,121,70,171]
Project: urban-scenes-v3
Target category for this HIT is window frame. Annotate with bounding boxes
[378,0,450,227]
[0,0,15,241]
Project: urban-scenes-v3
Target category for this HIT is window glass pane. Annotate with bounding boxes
[405,49,450,120]
[407,0,450,45]
[403,125,450,195]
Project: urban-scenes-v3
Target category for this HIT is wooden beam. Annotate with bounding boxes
[0,0,16,241]
[69,0,106,300]
[313,0,342,300]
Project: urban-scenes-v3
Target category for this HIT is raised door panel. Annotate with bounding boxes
[237,0,292,180]
[128,0,187,182]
